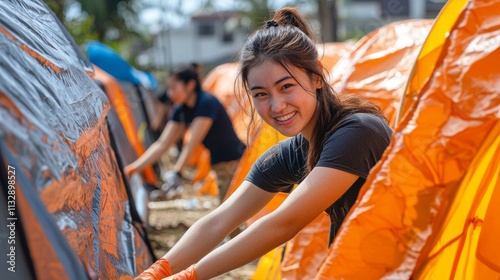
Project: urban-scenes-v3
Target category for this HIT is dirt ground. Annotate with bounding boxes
[146,172,258,280]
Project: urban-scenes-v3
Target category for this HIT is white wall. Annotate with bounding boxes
[153,20,246,69]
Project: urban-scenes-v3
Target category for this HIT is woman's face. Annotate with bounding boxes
[167,76,193,104]
[248,60,319,139]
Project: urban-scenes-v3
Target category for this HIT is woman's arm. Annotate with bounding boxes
[172,116,213,173]
[125,121,184,175]
[165,181,275,273]
[192,167,359,279]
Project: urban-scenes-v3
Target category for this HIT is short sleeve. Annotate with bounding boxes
[169,105,183,122]
[245,137,307,193]
[316,114,392,179]
[195,94,219,120]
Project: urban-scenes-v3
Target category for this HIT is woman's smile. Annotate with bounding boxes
[274,111,297,123]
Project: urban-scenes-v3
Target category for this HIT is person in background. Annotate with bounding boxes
[124,64,245,204]
[154,62,203,137]
[135,6,393,280]
[150,86,173,140]
[190,62,203,78]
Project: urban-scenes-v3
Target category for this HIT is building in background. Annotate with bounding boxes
[140,0,447,71]
[338,0,447,40]
[137,11,248,71]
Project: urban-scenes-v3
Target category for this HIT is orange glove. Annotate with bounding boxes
[166,265,197,280]
[135,258,172,280]
[124,164,139,177]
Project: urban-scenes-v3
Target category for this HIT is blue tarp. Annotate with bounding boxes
[86,41,158,90]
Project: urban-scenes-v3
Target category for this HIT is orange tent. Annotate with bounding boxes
[94,66,158,187]
[318,41,355,71]
[319,0,500,278]
[398,0,470,122]
[329,19,434,127]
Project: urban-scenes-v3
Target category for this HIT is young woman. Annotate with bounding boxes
[124,65,245,203]
[135,7,393,280]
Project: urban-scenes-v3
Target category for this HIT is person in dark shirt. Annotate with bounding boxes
[124,65,245,203]
[135,7,393,280]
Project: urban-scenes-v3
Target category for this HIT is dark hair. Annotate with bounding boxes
[238,7,385,173]
[169,64,202,93]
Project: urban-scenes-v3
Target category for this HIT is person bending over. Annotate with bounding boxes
[124,65,245,204]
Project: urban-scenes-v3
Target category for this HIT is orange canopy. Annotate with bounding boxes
[329,19,434,127]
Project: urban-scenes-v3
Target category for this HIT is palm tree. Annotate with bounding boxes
[77,0,136,42]
[244,0,273,31]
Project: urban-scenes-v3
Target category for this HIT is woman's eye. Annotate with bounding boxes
[281,84,292,91]
[253,92,266,98]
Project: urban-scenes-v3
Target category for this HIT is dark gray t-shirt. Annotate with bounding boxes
[170,91,246,165]
[245,113,393,244]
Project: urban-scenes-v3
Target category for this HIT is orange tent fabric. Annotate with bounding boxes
[94,66,158,186]
[280,212,331,280]
[318,42,354,71]
[329,19,434,127]
[318,0,500,278]
[398,0,469,122]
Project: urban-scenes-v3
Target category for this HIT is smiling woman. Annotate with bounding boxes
[135,6,393,280]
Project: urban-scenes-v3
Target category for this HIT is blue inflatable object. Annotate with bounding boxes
[86,41,158,90]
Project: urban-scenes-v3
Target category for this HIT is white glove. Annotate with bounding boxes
[161,171,183,193]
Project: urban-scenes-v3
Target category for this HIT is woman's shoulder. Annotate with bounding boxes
[337,113,393,142]
[344,113,390,130]
[193,91,229,119]
[199,91,222,104]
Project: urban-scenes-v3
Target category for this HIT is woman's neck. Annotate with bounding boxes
[185,91,198,108]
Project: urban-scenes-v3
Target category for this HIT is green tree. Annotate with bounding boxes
[45,0,65,21]
[245,0,273,31]
[65,16,99,46]
[45,0,141,42]
[45,0,150,67]
[76,0,136,42]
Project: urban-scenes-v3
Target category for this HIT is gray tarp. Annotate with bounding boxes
[0,1,154,279]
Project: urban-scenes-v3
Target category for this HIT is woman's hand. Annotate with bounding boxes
[135,258,172,280]
[124,163,139,177]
